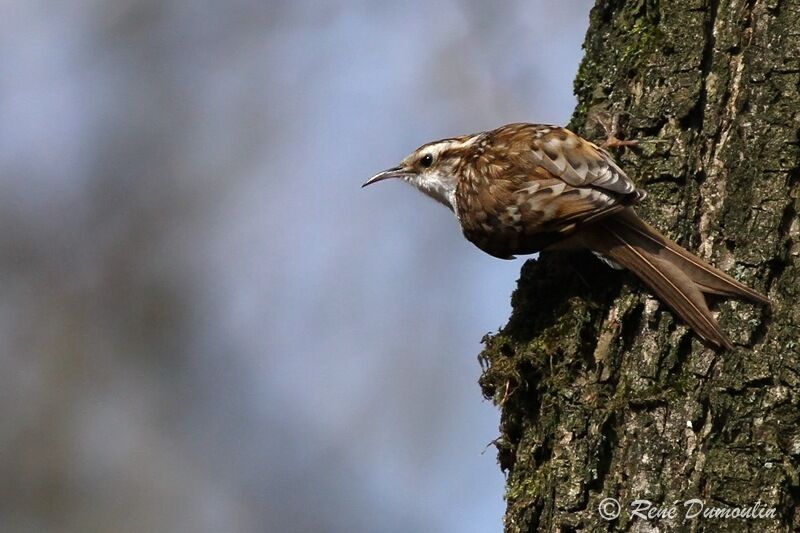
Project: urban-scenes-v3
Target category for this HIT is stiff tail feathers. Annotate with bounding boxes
[612,209,769,305]
[582,208,769,350]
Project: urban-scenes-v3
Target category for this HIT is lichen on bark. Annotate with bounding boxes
[478,0,800,531]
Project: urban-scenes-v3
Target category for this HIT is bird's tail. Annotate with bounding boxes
[579,208,769,350]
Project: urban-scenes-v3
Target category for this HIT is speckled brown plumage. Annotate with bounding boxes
[364,123,769,349]
[453,123,644,259]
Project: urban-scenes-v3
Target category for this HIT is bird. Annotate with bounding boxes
[363,122,769,350]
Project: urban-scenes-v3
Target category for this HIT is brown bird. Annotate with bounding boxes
[363,123,769,350]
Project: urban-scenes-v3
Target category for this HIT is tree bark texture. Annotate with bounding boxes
[478,1,800,531]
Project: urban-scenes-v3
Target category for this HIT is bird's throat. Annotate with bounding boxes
[414,175,456,212]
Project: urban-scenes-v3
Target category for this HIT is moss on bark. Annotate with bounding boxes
[479,0,800,531]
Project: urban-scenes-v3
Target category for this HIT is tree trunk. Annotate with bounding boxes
[478,1,800,531]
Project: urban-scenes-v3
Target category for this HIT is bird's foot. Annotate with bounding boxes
[603,136,640,150]
[594,112,639,150]
[592,111,670,150]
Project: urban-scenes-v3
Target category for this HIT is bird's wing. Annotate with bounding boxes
[506,125,645,234]
[456,164,625,258]
[455,124,645,257]
[525,125,638,196]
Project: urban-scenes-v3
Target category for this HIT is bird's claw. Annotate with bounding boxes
[593,112,639,150]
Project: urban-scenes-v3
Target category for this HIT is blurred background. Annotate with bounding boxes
[0,1,593,532]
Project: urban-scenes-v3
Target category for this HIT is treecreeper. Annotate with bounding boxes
[364,123,770,350]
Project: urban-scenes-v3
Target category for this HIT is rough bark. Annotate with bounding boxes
[478,1,800,531]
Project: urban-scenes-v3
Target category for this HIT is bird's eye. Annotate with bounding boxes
[420,154,434,168]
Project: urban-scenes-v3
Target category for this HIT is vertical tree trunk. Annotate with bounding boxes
[479,1,800,531]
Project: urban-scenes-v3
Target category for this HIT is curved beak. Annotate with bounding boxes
[362,166,413,188]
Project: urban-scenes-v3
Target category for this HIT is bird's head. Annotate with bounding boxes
[363,134,479,210]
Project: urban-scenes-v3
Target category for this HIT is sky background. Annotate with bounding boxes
[0,1,593,531]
